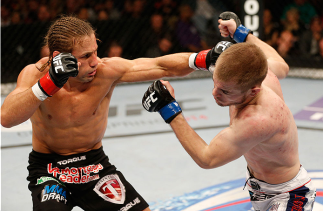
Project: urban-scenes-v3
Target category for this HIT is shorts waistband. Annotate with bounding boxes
[245,166,311,194]
[30,146,105,163]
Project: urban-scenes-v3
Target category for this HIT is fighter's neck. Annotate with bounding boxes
[235,88,263,111]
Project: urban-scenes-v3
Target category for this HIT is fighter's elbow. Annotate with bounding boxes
[1,112,15,128]
[280,62,289,78]
[197,163,214,169]
[1,119,13,128]
[268,61,290,79]
[195,158,216,169]
[1,120,12,128]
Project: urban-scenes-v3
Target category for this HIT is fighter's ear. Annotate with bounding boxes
[52,51,60,58]
[250,86,261,97]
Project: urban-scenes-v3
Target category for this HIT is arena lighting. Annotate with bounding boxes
[241,0,263,39]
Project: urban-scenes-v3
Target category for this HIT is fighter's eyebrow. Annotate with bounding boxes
[81,47,98,57]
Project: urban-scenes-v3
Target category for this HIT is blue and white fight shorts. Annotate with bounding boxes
[245,166,316,211]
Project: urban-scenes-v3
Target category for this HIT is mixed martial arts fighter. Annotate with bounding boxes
[142,12,316,211]
[0,15,206,211]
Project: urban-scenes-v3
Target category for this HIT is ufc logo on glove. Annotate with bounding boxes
[143,91,158,110]
[142,80,182,124]
[53,54,65,73]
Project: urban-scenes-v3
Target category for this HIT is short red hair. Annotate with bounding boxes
[215,43,268,92]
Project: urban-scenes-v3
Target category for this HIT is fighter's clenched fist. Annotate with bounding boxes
[32,53,78,101]
[218,11,253,43]
[142,80,182,123]
[189,41,233,73]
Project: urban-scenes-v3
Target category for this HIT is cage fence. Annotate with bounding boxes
[1,0,322,96]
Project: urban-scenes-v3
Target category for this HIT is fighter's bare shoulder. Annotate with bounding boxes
[100,57,132,68]
[36,57,50,68]
[98,57,133,77]
[9,57,49,95]
[232,104,278,143]
[18,57,49,84]
[263,72,284,103]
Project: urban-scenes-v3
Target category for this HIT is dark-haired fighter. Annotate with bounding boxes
[1,15,203,211]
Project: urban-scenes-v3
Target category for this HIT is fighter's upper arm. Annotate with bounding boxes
[114,57,170,83]
[262,67,284,100]
[103,53,193,84]
[266,57,289,79]
[203,112,273,168]
[100,57,155,83]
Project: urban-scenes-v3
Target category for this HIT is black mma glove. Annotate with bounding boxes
[189,41,233,73]
[32,53,78,101]
[219,11,253,43]
[142,80,182,124]
[48,53,79,88]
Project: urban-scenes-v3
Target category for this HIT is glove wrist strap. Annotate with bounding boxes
[32,83,48,101]
[38,72,61,97]
[233,25,252,43]
[158,101,182,123]
[189,53,200,71]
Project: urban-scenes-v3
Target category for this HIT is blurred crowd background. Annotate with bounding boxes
[1,0,323,84]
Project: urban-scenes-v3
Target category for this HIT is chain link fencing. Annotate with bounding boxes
[1,0,323,95]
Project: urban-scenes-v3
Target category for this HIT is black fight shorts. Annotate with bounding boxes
[27,147,149,211]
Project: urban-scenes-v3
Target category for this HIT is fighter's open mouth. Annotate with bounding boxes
[88,69,97,76]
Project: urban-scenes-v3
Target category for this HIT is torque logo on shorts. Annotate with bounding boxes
[93,174,126,204]
[41,184,67,204]
[120,197,141,211]
[57,155,86,165]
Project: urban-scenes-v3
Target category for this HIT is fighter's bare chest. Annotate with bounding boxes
[38,92,110,124]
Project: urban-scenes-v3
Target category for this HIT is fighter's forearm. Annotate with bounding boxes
[119,53,195,83]
[170,114,213,169]
[155,53,195,77]
[1,88,41,128]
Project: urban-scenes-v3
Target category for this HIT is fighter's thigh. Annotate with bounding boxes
[28,179,74,211]
[78,171,149,211]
